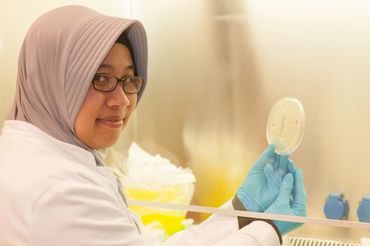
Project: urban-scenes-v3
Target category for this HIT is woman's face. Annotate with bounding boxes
[74,43,137,149]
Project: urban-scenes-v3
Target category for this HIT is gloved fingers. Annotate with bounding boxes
[264,163,274,179]
[293,168,307,207]
[287,159,296,175]
[252,144,276,171]
[264,163,282,187]
[276,173,294,205]
[287,160,297,206]
[277,154,289,177]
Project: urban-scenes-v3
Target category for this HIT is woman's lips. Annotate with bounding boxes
[97,116,124,128]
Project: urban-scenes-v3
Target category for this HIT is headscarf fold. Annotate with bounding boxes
[7,5,148,159]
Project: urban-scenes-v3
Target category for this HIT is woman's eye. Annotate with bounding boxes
[94,75,108,82]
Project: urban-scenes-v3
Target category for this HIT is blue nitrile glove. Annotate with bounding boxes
[265,167,307,235]
[236,144,292,212]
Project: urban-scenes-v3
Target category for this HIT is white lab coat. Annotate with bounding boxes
[0,120,280,245]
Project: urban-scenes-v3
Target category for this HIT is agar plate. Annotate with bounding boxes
[266,97,305,155]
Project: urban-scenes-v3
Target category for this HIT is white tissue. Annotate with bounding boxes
[124,143,196,189]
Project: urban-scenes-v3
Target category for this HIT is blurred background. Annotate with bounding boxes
[1,0,369,241]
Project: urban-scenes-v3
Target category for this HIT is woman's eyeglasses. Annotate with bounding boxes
[92,73,144,94]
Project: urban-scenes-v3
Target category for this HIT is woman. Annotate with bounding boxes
[0,5,306,245]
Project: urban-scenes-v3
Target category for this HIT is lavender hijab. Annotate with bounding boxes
[7,6,147,160]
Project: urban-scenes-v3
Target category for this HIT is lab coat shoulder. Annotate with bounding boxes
[0,121,150,245]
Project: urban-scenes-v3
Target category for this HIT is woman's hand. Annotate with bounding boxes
[265,168,307,235]
[236,144,293,212]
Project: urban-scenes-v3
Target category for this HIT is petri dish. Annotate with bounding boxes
[266,97,305,155]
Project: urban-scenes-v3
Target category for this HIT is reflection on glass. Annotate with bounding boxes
[123,0,370,240]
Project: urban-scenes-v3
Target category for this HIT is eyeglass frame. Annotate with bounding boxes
[92,73,144,94]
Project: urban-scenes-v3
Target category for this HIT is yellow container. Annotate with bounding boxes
[124,183,194,236]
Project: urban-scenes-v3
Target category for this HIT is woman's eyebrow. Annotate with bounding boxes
[99,63,114,69]
[98,63,134,71]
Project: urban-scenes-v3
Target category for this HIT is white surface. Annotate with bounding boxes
[361,237,370,246]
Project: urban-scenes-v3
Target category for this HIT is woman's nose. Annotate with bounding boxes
[106,85,130,108]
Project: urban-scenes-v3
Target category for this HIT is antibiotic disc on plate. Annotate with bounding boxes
[266,97,305,155]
